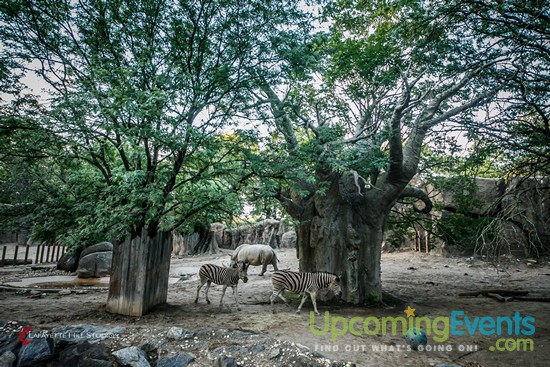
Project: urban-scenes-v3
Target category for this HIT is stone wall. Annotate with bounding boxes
[387,176,550,257]
[172,219,296,255]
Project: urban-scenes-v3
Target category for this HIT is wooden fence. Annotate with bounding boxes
[0,243,66,267]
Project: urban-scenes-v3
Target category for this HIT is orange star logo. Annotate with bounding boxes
[404,306,416,317]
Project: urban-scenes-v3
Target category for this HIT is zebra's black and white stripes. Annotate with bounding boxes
[270,270,341,315]
[194,262,249,311]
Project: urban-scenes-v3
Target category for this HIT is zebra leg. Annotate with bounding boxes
[276,290,289,306]
[219,284,228,309]
[270,290,286,313]
[310,291,320,316]
[232,285,241,311]
[195,278,206,303]
[296,292,310,314]
[204,280,212,304]
[260,263,267,276]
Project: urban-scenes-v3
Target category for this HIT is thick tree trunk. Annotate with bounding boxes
[295,173,389,304]
[106,228,172,316]
[296,200,386,304]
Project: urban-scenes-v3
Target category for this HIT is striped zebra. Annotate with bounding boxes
[194,262,249,311]
[270,270,341,315]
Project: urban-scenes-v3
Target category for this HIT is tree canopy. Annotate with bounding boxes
[0,0,311,246]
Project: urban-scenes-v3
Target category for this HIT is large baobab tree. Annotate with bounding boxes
[251,0,509,303]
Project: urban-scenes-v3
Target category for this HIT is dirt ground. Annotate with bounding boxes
[1,248,549,367]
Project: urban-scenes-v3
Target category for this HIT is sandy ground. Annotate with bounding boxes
[1,248,549,367]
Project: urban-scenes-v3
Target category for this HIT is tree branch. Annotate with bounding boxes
[398,186,433,214]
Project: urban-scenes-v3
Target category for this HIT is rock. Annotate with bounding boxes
[250,344,265,354]
[52,325,125,346]
[280,230,297,248]
[270,347,281,359]
[80,242,113,258]
[0,351,16,367]
[112,346,150,367]
[166,327,194,340]
[17,337,54,367]
[58,289,72,296]
[57,250,81,272]
[156,353,195,367]
[214,355,236,367]
[0,332,20,357]
[76,252,112,278]
[55,341,113,367]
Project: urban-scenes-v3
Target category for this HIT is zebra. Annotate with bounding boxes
[194,261,249,311]
[270,270,341,315]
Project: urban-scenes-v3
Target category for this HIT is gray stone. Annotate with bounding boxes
[76,252,112,278]
[0,332,20,356]
[250,344,265,354]
[57,250,81,272]
[56,341,113,367]
[112,346,150,367]
[214,355,236,367]
[280,230,297,248]
[166,327,194,340]
[156,353,195,367]
[0,351,16,367]
[269,347,281,359]
[52,325,124,345]
[17,337,54,367]
[80,242,113,258]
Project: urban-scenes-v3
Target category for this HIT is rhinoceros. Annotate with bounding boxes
[230,244,279,276]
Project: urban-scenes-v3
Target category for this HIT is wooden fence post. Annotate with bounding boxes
[40,244,45,263]
[13,245,19,265]
[25,245,30,264]
[1,246,6,266]
[55,244,61,261]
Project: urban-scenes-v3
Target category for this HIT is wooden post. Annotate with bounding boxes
[13,245,19,265]
[55,244,61,261]
[40,244,45,263]
[49,244,55,262]
[25,245,30,264]
[46,244,51,263]
[35,244,40,264]
[1,246,6,266]
[106,229,173,316]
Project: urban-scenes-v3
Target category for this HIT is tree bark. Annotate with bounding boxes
[292,172,390,304]
[106,228,172,316]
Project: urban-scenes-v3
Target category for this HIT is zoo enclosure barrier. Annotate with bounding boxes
[0,243,66,267]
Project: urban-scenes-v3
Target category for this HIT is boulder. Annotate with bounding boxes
[57,249,82,272]
[17,337,54,367]
[80,242,113,258]
[112,346,150,367]
[280,230,296,248]
[157,353,195,367]
[76,252,112,278]
[56,341,113,367]
[76,242,113,278]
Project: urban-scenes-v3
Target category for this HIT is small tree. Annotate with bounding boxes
[0,0,309,315]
